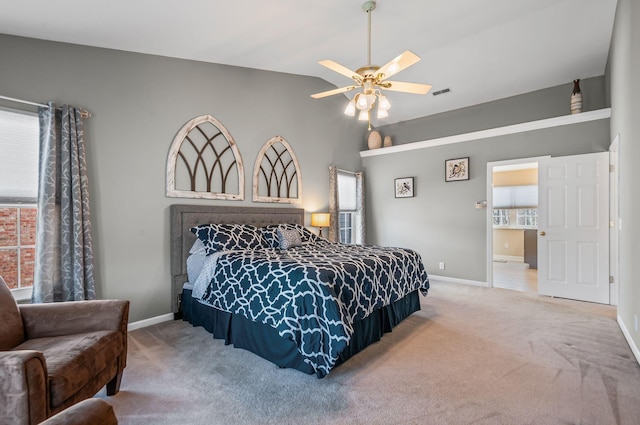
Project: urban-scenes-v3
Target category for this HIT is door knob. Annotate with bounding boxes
[539,231,546,236]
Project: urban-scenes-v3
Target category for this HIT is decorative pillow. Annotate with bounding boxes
[260,223,318,248]
[277,228,303,250]
[190,223,264,255]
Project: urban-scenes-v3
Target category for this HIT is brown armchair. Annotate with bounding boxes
[0,277,128,425]
[39,398,117,425]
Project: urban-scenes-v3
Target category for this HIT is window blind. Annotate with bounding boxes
[0,109,38,201]
[337,171,356,211]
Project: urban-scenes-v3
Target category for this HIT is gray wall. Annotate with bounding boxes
[376,76,607,146]
[607,0,640,359]
[362,118,610,281]
[0,34,366,322]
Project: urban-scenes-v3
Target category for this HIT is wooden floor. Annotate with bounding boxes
[492,261,537,293]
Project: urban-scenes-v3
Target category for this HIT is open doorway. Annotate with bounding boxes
[486,156,549,293]
[488,152,615,304]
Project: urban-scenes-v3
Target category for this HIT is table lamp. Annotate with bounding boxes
[310,213,331,237]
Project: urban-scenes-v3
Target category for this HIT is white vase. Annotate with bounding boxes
[367,131,382,149]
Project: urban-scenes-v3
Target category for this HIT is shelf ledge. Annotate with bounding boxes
[360,108,611,158]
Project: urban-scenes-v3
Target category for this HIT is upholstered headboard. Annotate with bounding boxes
[169,204,305,313]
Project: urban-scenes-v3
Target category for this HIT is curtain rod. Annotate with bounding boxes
[335,168,360,175]
[0,95,92,118]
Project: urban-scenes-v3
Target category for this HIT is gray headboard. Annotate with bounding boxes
[169,204,305,313]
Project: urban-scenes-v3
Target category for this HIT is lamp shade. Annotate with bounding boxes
[311,213,331,227]
[344,99,356,116]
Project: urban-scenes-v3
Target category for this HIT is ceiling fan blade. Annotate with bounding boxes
[311,85,358,99]
[374,50,421,81]
[318,60,361,81]
[381,81,432,95]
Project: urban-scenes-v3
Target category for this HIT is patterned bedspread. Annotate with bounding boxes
[192,240,429,377]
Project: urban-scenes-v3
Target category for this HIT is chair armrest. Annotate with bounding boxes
[20,300,129,340]
[39,398,118,425]
[0,350,49,425]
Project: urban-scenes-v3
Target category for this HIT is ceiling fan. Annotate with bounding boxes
[311,1,432,129]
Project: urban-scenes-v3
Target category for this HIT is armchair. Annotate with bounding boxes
[0,277,129,425]
[39,398,117,425]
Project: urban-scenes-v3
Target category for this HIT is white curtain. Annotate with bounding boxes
[328,165,366,244]
[32,103,96,302]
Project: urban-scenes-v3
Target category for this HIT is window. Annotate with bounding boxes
[339,212,354,244]
[0,108,39,291]
[493,209,510,226]
[337,171,357,244]
[0,206,37,289]
[517,208,537,227]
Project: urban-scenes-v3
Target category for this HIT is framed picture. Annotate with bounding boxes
[395,177,414,198]
[445,157,470,182]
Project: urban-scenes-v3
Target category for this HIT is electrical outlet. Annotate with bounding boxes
[504,242,509,249]
[439,261,445,270]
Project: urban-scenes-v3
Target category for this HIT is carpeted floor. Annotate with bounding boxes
[98,281,640,425]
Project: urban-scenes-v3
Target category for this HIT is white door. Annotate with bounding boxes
[538,152,609,304]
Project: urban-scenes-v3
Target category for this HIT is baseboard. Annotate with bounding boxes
[428,274,488,287]
[617,315,640,366]
[128,313,175,332]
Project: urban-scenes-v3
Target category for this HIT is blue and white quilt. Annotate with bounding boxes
[190,240,429,377]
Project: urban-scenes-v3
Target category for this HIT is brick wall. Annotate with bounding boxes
[0,207,37,289]
[0,208,17,245]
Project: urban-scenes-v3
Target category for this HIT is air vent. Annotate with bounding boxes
[432,88,451,96]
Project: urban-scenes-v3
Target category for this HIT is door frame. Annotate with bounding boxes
[609,135,620,306]
[486,156,550,288]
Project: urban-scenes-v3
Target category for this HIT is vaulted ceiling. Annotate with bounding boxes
[1,0,618,126]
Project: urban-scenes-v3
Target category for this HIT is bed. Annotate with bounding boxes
[170,204,429,378]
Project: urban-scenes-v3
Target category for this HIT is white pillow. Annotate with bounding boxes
[189,238,207,255]
[187,239,207,284]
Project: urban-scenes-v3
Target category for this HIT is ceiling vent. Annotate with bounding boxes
[432,88,451,96]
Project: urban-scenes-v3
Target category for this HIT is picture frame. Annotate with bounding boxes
[394,177,414,198]
[445,157,470,182]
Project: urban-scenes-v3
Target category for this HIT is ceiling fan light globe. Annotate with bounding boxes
[366,94,376,108]
[344,100,356,116]
[356,94,369,110]
[377,108,389,119]
[378,95,391,111]
[358,109,369,121]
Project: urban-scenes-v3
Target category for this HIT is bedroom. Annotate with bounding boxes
[1,0,639,423]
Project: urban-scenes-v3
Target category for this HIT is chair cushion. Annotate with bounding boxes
[14,330,123,407]
[0,276,25,350]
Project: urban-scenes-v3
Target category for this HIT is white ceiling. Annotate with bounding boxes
[1,0,617,126]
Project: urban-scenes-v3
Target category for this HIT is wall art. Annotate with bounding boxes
[445,157,469,182]
[395,177,414,198]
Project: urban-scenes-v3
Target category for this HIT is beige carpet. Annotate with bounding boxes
[98,281,640,425]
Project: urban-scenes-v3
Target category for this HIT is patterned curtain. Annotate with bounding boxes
[328,166,366,244]
[328,166,339,242]
[32,103,96,302]
[355,172,366,245]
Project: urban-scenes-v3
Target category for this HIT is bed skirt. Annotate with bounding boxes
[180,288,421,377]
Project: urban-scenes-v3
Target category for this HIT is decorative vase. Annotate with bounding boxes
[383,135,393,147]
[570,79,582,114]
[367,130,382,149]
